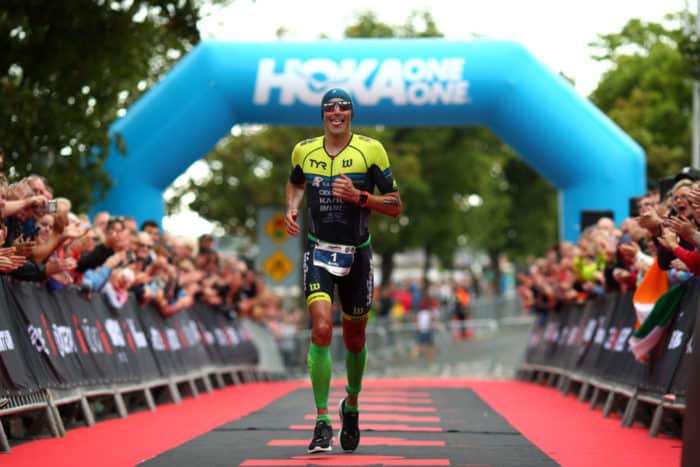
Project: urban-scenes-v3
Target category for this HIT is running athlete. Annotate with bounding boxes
[285,88,402,453]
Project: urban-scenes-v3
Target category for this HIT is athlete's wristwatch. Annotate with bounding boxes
[358,191,369,207]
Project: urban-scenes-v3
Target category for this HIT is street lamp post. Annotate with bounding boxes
[691,0,700,168]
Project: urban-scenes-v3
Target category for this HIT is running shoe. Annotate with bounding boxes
[339,398,360,451]
[307,419,333,453]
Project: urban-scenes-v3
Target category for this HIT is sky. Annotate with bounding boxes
[198,0,689,96]
[164,0,690,237]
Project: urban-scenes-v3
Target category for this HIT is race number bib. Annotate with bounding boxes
[312,240,356,277]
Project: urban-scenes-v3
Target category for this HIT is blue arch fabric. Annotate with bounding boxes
[93,38,645,241]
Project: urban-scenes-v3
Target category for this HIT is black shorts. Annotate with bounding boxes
[303,242,373,320]
[416,330,434,345]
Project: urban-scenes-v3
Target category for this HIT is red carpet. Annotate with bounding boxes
[365,379,682,467]
[4,378,682,467]
[6,381,303,467]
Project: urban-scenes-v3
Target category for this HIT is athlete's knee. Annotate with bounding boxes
[312,321,333,346]
[343,328,366,353]
[345,337,365,353]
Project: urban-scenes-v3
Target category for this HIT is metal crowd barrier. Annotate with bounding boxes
[280,295,526,377]
[516,285,697,439]
[1,363,276,453]
[0,276,286,453]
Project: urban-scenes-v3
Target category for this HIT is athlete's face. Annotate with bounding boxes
[322,98,352,136]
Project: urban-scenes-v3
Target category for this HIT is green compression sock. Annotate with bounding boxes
[307,343,332,411]
[316,414,331,424]
[345,345,367,411]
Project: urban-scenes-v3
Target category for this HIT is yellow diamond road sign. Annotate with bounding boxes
[263,251,294,282]
[265,213,288,244]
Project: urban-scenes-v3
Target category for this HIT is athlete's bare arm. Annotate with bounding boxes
[332,173,402,218]
[285,180,306,236]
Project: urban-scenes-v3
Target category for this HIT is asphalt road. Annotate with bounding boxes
[372,321,533,379]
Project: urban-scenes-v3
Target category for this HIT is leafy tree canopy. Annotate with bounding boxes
[0,0,228,212]
[589,13,693,182]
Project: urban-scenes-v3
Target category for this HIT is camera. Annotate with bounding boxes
[46,199,57,213]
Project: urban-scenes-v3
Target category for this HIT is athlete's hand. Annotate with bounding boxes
[285,208,301,236]
[332,173,359,203]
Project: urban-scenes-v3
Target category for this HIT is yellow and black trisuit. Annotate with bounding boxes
[289,133,398,319]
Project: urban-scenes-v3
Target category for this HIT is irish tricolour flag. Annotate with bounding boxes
[631,259,668,326]
[629,275,687,362]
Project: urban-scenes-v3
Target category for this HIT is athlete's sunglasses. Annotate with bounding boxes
[322,100,353,112]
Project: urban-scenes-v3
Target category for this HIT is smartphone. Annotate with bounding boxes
[46,199,58,213]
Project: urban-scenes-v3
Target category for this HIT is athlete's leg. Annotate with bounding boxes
[308,299,334,421]
[304,245,338,453]
[343,317,368,407]
[306,293,336,453]
[336,247,371,452]
[304,243,336,428]
[337,246,373,408]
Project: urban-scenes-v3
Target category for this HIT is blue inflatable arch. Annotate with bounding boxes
[94,38,645,241]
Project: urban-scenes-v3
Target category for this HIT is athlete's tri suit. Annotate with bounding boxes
[289,133,398,320]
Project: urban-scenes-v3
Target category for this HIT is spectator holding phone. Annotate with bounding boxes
[639,178,698,271]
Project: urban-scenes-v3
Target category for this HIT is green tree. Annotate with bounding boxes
[0,0,228,212]
[167,126,320,238]
[589,13,692,182]
[443,130,557,292]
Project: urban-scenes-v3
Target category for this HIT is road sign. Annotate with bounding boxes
[257,207,301,289]
[265,213,288,244]
[262,250,294,282]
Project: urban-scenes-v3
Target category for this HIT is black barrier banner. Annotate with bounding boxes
[8,280,86,389]
[523,316,544,365]
[227,321,260,367]
[133,303,245,377]
[568,299,599,370]
[166,308,211,373]
[578,293,620,377]
[192,305,259,367]
[0,276,260,395]
[523,302,592,371]
[136,303,187,377]
[190,303,234,366]
[597,293,647,387]
[0,280,45,396]
[83,292,162,384]
[542,312,564,365]
[53,288,126,386]
[113,297,163,382]
[520,285,697,405]
[524,312,560,367]
[551,303,583,370]
[655,280,699,397]
[8,280,163,389]
[671,331,695,397]
[682,293,700,467]
[38,284,100,386]
[524,308,573,368]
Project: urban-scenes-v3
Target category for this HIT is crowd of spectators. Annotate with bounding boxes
[0,147,313,410]
[516,167,700,320]
[0,148,300,325]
